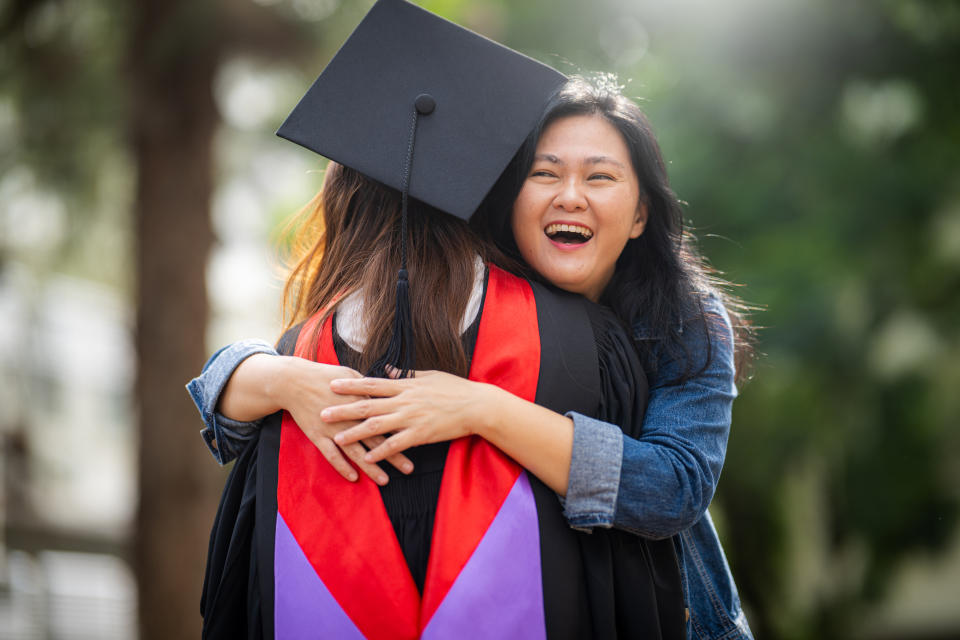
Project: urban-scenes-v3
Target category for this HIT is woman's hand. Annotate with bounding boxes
[324,370,495,463]
[276,357,416,484]
[320,364,573,495]
[221,354,413,485]
[326,367,577,496]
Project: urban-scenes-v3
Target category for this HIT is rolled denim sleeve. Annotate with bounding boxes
[563,294,738,539]
[563,413,624,530]
[186,339,279,465]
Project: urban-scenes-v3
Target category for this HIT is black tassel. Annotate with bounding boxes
[367,267,415,378]
[367,96,434,379]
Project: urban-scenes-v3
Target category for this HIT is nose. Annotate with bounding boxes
[552,178,587,212]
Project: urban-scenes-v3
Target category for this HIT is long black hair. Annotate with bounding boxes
[473,75,756,383]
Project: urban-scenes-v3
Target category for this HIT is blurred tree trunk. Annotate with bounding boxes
[129,1,222,637]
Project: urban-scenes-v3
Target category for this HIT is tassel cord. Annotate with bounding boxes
[368,107,421,378]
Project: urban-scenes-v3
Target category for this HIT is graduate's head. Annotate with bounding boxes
[274,0,566,376]
[281,161,483,377]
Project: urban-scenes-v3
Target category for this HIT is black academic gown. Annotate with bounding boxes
[201,266,685,639]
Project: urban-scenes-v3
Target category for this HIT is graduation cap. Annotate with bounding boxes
[276,0,567,375]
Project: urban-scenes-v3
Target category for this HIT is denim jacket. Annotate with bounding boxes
[186,295,752,640]
[563,293,752,639]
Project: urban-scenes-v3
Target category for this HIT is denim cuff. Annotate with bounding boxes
[186,339,279,465]
[199,415,262,465]
[562,411,624,531]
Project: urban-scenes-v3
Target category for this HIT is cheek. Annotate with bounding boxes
[608,196,644,238]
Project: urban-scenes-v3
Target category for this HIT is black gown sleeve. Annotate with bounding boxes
[201,325,301,639]
[201,426,263,640]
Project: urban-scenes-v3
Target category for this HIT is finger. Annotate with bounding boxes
[330,377,407,397]
[321,397,400,423]
[334,415,401,446]
[312,437,359,482]
[341,440,390,486]
[364,436,413,474]
[324,391,369,407]
[363,431,416,464]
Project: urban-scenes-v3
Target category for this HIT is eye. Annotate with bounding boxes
[529,169,557,178]
[588,173,615,181]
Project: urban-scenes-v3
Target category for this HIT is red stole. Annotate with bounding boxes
[276,265,540,639]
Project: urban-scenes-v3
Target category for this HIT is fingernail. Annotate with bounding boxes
[348,473,358,482]
[377,475,388,486]
[402,463,413,473]
[333,433,344,444]
[321,409,332,420]
[364,453,374,463]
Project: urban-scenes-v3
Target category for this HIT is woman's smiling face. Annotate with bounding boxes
[511,114,647,302]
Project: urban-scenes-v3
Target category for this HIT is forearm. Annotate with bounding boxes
[476,385,575,495]
[565,300,738,537]
[327,373,576,493]
[563,377,733,538]
[186,339,280,464]
[213,348,406,482]
[613,435,717,536]
[218,353,293,422]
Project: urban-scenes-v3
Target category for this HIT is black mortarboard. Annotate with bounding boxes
[277,0,566,220]
[276,0,566,375]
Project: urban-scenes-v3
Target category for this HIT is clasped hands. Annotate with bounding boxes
[294,361,488,486]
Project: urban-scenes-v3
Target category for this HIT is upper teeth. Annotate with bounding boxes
[545,223,593,238]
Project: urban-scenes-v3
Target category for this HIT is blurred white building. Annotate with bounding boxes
[0,267,136,639]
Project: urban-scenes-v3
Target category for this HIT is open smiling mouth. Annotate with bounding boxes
[545,223,594,245]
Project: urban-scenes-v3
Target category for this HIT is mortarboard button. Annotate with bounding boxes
[415,94,436,116]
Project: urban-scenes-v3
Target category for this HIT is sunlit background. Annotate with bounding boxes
[1,0,958,638]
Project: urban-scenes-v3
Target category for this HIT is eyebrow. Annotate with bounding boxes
[534,153,561,164]
[533,153,626,169]
[585,155,626,168]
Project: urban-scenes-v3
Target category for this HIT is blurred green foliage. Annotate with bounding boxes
[2,0,958,637]
[0,0,133,287]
